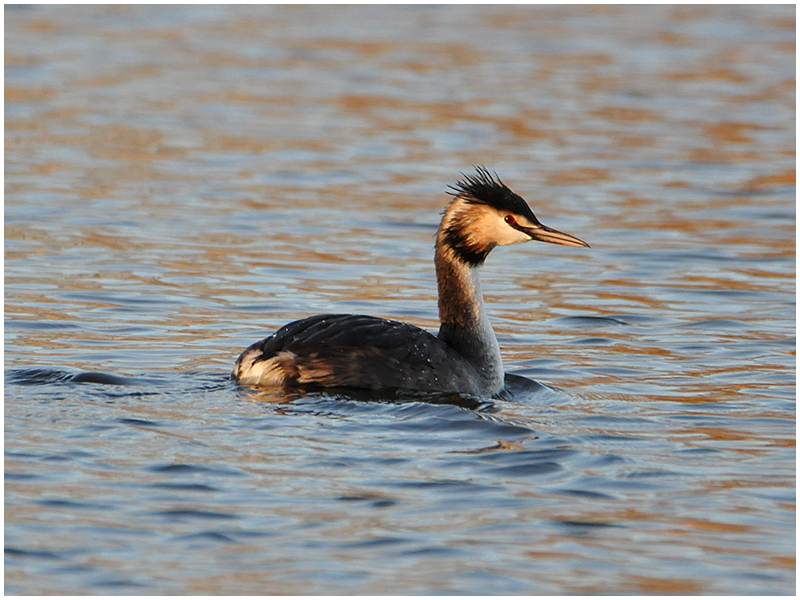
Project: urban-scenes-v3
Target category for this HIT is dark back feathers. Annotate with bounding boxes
[245,314,483,393]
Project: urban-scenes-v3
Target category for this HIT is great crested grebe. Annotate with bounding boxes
[233,167,589,397]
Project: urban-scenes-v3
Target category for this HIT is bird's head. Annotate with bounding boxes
[438,167,589,266]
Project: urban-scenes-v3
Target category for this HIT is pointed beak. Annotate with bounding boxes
[522,223,590,248]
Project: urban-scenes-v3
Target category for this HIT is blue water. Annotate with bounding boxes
[5,4,795,595]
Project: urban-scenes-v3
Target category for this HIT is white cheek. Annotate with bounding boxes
[497,224,532,246]
[465,210,533,247]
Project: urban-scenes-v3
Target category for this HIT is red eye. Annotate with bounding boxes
[504,214,515,225]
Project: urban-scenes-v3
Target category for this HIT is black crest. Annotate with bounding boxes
[448,166,535,219]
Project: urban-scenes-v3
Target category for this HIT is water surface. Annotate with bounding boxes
[5,5,795,595]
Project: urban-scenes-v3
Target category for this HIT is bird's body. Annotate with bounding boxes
[233,313,491,395]
[233,168,588,397]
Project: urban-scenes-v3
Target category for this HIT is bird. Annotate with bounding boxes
[233,167,589,397]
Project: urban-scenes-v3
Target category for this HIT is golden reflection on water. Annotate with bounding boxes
[4,4,795,596]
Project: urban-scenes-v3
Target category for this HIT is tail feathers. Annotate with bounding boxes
[233,349,297,386]
[234,348,340,388]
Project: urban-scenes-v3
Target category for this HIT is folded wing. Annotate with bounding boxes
[233,314,481,393]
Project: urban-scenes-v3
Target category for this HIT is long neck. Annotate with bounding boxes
[434,240,504,390]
